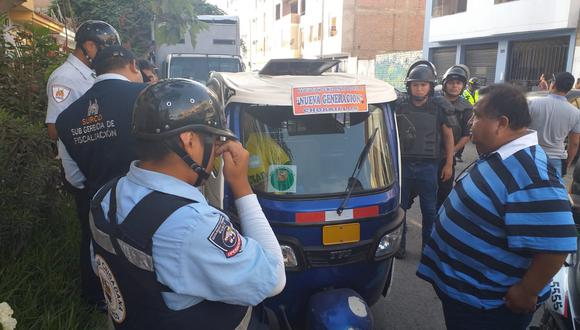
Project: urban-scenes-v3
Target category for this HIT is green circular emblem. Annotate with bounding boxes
[270,167,295,191]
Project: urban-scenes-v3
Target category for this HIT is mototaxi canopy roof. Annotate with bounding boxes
[209,71,398,107]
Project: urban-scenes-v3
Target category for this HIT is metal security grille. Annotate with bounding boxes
[430,47,457,82]
[507,37,569,91]
[465,43,498,86]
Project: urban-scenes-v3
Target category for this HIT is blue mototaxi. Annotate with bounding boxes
[206,59,404,329]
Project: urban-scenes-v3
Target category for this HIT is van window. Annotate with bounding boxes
[169,57,241,83]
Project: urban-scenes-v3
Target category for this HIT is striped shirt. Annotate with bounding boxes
[417,131,577,309]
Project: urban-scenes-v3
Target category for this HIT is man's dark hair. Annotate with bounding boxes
[137,59,157,82]
[93,45,136,76]
[137,59,156,71]
[135,138,172,161]
[478,84,531,130]
[554,72,575,93]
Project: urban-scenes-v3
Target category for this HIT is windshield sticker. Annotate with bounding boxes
[268,165,297,193]
[292,85,368,116]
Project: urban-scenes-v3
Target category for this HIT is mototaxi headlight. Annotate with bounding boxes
[375,225,403,258]
[280,245,298,268]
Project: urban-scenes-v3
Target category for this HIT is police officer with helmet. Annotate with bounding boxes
[90,79,286,329]
[463,77,481,105]
[395,60,456,259]
[437,64,473,207]
[45,20,120,306]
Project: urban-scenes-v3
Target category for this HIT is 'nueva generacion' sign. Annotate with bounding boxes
[292,85,368,115]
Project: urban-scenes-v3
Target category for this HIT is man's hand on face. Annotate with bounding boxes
[504,283,537,314]
[215,140,252,198]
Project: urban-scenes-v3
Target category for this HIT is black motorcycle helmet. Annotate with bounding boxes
[467,77,481,90]
[75,20,120,64]
[442,64,470,94]
[405,60,438,96]
[133,79,236,185]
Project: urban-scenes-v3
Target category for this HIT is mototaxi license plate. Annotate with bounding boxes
[322,223,360,246]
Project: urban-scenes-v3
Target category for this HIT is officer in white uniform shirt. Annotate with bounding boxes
[45,20,120,307]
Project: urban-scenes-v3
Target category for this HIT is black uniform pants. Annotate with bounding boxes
[437,158,456,209]
[72,187,103,304]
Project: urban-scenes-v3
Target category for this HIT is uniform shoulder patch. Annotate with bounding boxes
[207,215,242,258]
[52,85,71,103]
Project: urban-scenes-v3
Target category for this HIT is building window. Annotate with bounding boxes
[494,0,517,3]
[317,22,322,40]
[277,4,282,19]
[329,17,337,37]
[300,0,306,15]
[290,2,298,13]
[309,25,313,42]
[431,0,467,17]
[213,39,236,45]
[465,43,498,86]
[506,37,569,91]
[430,47,457,81]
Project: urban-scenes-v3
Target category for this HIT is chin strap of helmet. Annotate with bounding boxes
[79,42,105,68]
[79,44,94,66]
[165,133,215,186]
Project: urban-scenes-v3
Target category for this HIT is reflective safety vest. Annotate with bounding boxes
[462,89,479,105]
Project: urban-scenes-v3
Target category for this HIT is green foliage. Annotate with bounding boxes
[0,109,63,259]
[0,20,67,258]
[0,24,65,122]
[193,1,227,15]
[51,0,227,58]
[153,0,202,46]
[53,0,154,57]
[0,196,107,329]
[0,15,106,329]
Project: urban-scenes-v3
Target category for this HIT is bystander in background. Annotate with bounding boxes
[529,72,580,176]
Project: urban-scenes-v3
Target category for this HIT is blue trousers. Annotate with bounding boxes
[440,294,533,330]
[400,159,439,247]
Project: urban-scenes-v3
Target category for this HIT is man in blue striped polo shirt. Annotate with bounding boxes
[417,84,578,329]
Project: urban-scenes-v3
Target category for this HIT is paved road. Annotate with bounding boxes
[371,143,567,329]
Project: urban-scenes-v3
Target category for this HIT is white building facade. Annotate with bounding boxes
[222,0,424,71]
[222,0,348,70]
[423,0,580,89]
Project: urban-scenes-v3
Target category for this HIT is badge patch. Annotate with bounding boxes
[87,99,99,116]
[208,215,242,258]
[52,85,71,103]
[95,254,126,324]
